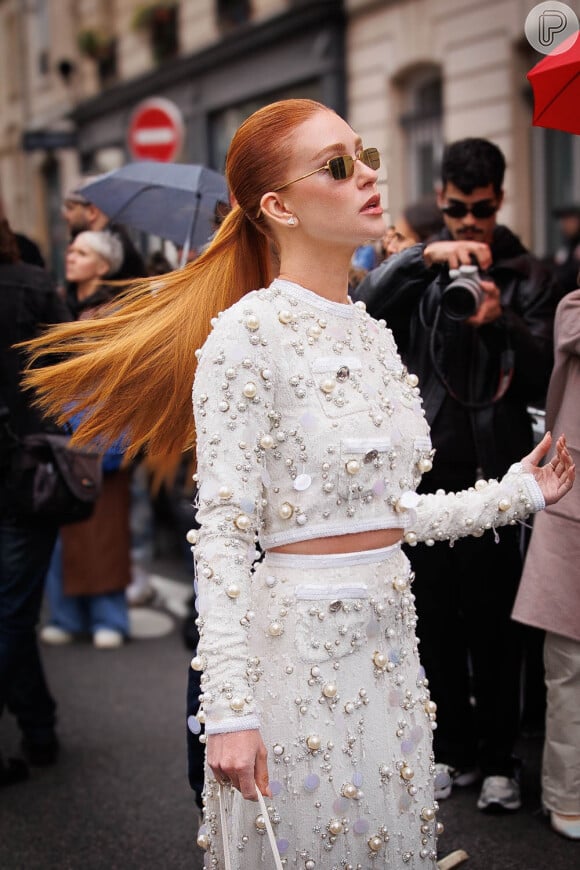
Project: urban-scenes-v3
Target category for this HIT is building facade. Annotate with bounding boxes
[0,0,578,273]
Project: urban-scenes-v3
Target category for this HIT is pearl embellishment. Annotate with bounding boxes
[234,513,251,530]
[320,377,337,394]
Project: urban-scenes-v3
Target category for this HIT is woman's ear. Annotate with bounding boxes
[258,192,296,228]
[95,256,111,279]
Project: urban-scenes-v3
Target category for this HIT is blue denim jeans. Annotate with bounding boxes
[0,520,58,742]
[45,537,129,635]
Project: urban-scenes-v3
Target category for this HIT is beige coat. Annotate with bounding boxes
[513,289,580,642]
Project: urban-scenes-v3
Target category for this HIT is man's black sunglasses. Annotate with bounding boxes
[441,199,498,219]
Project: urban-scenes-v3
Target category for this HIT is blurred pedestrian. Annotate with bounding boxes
[0,207,70,783]
[549,203,580,300]
[21,100,575,869]
[14,233,45,268]
[40,231,131,650]
[61,181,154,606]
[512,287,580,840]
[147,249,174,276]
[61,181,147,284]
[355,137,556,813]
[384,195,444,257]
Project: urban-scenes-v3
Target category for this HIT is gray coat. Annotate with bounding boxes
[513,289,580,641]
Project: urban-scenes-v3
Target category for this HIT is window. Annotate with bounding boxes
[210,82,322,172]
[36,0,51,77]
[3,11,20,100]
[399,72,443,201]
[532,128,580,255]
[216,0,252,32]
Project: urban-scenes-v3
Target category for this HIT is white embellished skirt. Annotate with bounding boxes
[200,544,440,868]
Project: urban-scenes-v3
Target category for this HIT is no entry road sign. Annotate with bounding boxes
[127,97,184,162]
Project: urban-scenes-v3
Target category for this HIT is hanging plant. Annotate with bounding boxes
[131,2,177,32]
[77,29,114,62]
[132,2,178,63]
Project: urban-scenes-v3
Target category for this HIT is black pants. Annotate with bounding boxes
[0,519,58,743]
[186,664,204,810]
[410,521,523,777]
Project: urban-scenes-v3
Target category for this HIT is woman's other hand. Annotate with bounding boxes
[207,729,271,801]
[521,432,575,507]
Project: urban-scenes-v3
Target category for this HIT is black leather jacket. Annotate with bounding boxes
[354,226,555,480]
[0,261,70,440]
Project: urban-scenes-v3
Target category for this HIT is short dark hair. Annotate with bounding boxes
[0,218,20,264]
[403,196,444,242]
[441,138,505,196]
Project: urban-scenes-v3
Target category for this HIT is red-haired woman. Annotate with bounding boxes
[24,100,574,867]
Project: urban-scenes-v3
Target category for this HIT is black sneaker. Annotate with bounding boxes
[0,755,29,787]
[21,736,60,767]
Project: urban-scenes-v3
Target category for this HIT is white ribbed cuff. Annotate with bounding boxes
[205,714,261,735]
[507,463,545,512]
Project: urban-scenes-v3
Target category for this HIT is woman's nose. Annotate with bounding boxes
[356,158,378,183]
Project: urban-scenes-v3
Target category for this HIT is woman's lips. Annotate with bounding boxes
[361,196,382,214]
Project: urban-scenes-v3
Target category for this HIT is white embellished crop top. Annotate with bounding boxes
[191,278,545,734]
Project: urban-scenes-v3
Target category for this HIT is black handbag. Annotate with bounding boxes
[1,404,102,526]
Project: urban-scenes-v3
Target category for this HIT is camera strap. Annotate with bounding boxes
[428,304,514,410]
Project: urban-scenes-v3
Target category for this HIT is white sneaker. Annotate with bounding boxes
[93,628,124,650]
[434,763,480,800]
[126,566,156,606]
[40,625,74,645]
[477,775,521,812]
[550,811,580,840]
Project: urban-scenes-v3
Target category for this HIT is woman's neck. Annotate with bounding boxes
[76,278,100,302]
[277,249,353,305]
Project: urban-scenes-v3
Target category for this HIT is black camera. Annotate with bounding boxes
[440,264,484,320]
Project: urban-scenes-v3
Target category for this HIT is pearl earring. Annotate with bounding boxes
[287,215,297,226]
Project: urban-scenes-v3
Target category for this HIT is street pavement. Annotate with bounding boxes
[1,557,578,870]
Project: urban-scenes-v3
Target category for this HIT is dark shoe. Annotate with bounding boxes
[0,755,29,787]
[21,736,60,766]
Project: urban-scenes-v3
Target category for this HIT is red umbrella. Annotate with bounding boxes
[527,31,580,135]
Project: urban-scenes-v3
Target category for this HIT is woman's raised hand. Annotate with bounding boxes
[520,432,575,507]
[207,729,271,801]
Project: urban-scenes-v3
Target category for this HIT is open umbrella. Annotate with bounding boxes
[527,31,580,135]
[79,161,229,259]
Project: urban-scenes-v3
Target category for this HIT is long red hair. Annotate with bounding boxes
[23,99,331,463]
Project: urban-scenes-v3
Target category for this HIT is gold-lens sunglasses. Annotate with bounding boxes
[273,147,380,191]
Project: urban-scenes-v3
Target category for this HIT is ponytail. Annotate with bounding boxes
[23,206,273,460]
[24,97,329,466]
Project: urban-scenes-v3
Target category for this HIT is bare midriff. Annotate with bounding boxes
[269,527,404,555]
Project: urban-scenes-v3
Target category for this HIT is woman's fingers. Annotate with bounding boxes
[255,742,272,799]
[207,730,271,801]
[524,430,552,469]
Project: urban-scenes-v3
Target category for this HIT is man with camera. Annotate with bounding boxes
[355,138,555,813]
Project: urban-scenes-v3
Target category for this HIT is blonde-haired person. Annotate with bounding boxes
[40,230,131,650]
[24,100,574,866]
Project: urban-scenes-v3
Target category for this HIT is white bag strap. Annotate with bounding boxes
[218,783,283,870]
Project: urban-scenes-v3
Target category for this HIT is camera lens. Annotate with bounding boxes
[441,269,484,320]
